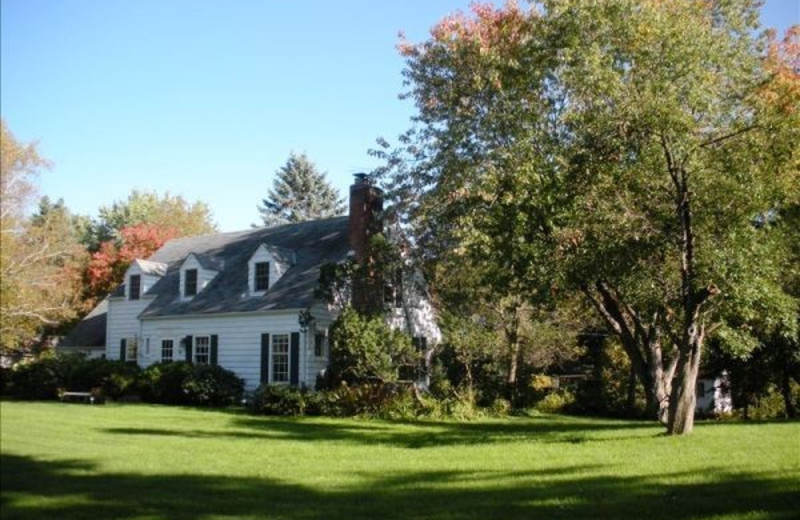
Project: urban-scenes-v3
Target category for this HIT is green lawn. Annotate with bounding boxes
[1,401,798,520]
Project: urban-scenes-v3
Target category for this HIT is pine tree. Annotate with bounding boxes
[257,153,345,227]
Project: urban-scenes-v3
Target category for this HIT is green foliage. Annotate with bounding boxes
[85,189,217,250]
[140,362,244,406]
[6,354,141,400]
[321,307,417,388]
[7,357,64,400]
[249,384,309,416]
[535,389,577,415]
[257,152,345,227]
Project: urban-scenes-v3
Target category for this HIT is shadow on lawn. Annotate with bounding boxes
[2,454,798,520]
[102,414,660,449]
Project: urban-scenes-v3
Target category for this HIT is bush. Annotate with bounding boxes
[8,356,64,400]
[183,364,244,406]
[535,389,576,414]
[320,307,416,389]
[7,354,143,401]
[0,365,8,395]
[141,362,243,406]
[250,384,308,415]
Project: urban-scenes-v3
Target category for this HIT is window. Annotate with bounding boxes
[126,337,138,360]
[314,333,326,357]
[255,262,270,292]
[129,275,141,300]
[697,381,706,396]
[271,334,289,383]
[161,339,174,362]
[195,336,210,364]
[185,269,198,297]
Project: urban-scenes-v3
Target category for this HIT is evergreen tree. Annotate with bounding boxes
[257,153,345,227]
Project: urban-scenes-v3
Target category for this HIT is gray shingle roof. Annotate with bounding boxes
[138,216,349,318]
[59,299,108,347]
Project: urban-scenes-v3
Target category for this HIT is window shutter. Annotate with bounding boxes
[290,332,300,386]
[260,333,270,384]
[120,339,127,361]
[184,335,193,363]
[210,335,218,365]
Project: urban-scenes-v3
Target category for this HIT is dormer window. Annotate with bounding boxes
[247,244,293,296]
[184,269,198,297]
[255,262,270,292]
[129,275,141,300]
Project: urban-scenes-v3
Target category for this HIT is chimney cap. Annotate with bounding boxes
[353,172,370,185]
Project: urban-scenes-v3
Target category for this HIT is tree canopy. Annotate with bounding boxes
[380,0,799,434]
[85,189,217,250]
[257,153,345,227]
[1,121,87,353]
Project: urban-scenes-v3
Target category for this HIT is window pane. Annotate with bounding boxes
[195,336,210,365]
[185,269,198,297]
[272,334,289,383]
[161,339,174,362]
[129,275,141,300]
[255,262,270,291]
[314,333,325,357]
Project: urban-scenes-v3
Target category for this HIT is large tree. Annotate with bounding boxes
[257,153,345,227]
[85,189,217,250]
[0,121,87,353]
[385,1,798,434]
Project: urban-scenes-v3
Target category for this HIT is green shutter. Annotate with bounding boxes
[184,335,193,363]
[260,334,270,384]
[210,335,218,365]
[290,332,300,386]
[120,339,127,361]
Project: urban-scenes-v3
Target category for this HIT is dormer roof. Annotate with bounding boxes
[134,259,168,277]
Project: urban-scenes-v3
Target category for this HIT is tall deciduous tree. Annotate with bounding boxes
[384,1,798,434]
[257,153,345,227]
[85,189,217,250]
[1,121,87,353]
[85,224,180,301]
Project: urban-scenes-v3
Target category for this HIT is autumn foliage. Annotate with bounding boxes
[86,224,179,300]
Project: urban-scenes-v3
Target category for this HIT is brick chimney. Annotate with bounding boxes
[349,173,383,313]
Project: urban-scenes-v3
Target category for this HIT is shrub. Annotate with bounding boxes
[535,389,576,414]
[0,365,8,394]
[250,384,308,416]
[320,307,416,389]
[8,356,64,400]
[7,354,143,401]
[183,364,244,406]
[141,362,243,406]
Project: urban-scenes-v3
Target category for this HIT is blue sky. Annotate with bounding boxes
[2,0,798,232]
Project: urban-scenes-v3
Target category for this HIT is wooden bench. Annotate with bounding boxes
[60,391,101,404]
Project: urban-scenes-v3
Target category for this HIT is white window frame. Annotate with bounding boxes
[129,274,141,300]
[161,338,175,363]
[194,335,210,365]
[270,333,290,384]
[184,268,198,297]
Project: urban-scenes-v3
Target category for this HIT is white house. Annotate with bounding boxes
[63,176,439,390]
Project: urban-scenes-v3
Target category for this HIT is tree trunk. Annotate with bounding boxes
[581,282,673,423]
[667,332,703,435]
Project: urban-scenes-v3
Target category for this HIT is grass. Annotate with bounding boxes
[1,401,798,520]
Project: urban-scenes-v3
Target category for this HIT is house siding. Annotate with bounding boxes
[106,297,150,361]
[138,311,307,390]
